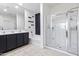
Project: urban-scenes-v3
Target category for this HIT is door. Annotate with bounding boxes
[67,9,78,55]
[46,13,67,51]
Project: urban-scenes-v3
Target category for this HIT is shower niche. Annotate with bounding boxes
[46,8,79,55]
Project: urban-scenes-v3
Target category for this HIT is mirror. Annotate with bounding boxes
[0,3,25,31]
[0,3,40,34]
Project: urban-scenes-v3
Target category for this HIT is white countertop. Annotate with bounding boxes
[0,30,29,35]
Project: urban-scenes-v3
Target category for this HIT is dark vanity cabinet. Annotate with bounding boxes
[0,32,29,54]
[6,34,16,51]
[16,33,24,47]
[23,33,29,44]
[16,33,29,47]
[0,35,6,53]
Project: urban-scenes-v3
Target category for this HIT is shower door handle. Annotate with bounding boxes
[66,30,68,38]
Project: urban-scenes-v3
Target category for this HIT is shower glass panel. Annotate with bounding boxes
[46,8,79,55]
[46,13,67,51]
[67,9,78,55]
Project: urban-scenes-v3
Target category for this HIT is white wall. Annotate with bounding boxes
[32,4,43,48]
[43,4,52,47]
[25,10,36,45]
[16,13,25,30]
[25,8,44,48]
[0,13,16,30]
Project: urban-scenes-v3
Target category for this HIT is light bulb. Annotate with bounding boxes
[3,9,7,12]
[15,6,19,9]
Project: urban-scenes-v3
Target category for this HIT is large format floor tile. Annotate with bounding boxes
[1,44,69,56]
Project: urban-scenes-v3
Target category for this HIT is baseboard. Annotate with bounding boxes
[45,46,76,56]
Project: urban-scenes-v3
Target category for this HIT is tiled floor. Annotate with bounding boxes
[1,44,69,56]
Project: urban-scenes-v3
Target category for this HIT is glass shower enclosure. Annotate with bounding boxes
[45,8,79,55]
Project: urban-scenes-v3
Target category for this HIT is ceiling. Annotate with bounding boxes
[0,3,40,16]
[44,3,79,8]
[23,3,40,13]
[44,3,60,7]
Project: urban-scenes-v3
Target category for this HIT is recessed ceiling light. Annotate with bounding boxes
[15,6,19,9]
[3,9,7,12]
[18,3,23,6]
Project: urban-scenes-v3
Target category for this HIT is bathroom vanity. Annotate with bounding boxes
[0,31,29,54]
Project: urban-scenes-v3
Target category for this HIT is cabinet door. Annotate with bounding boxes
[24,33,29,44]
[0,35,6,53]
[16,33,24,47]
[7,34,16,50]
